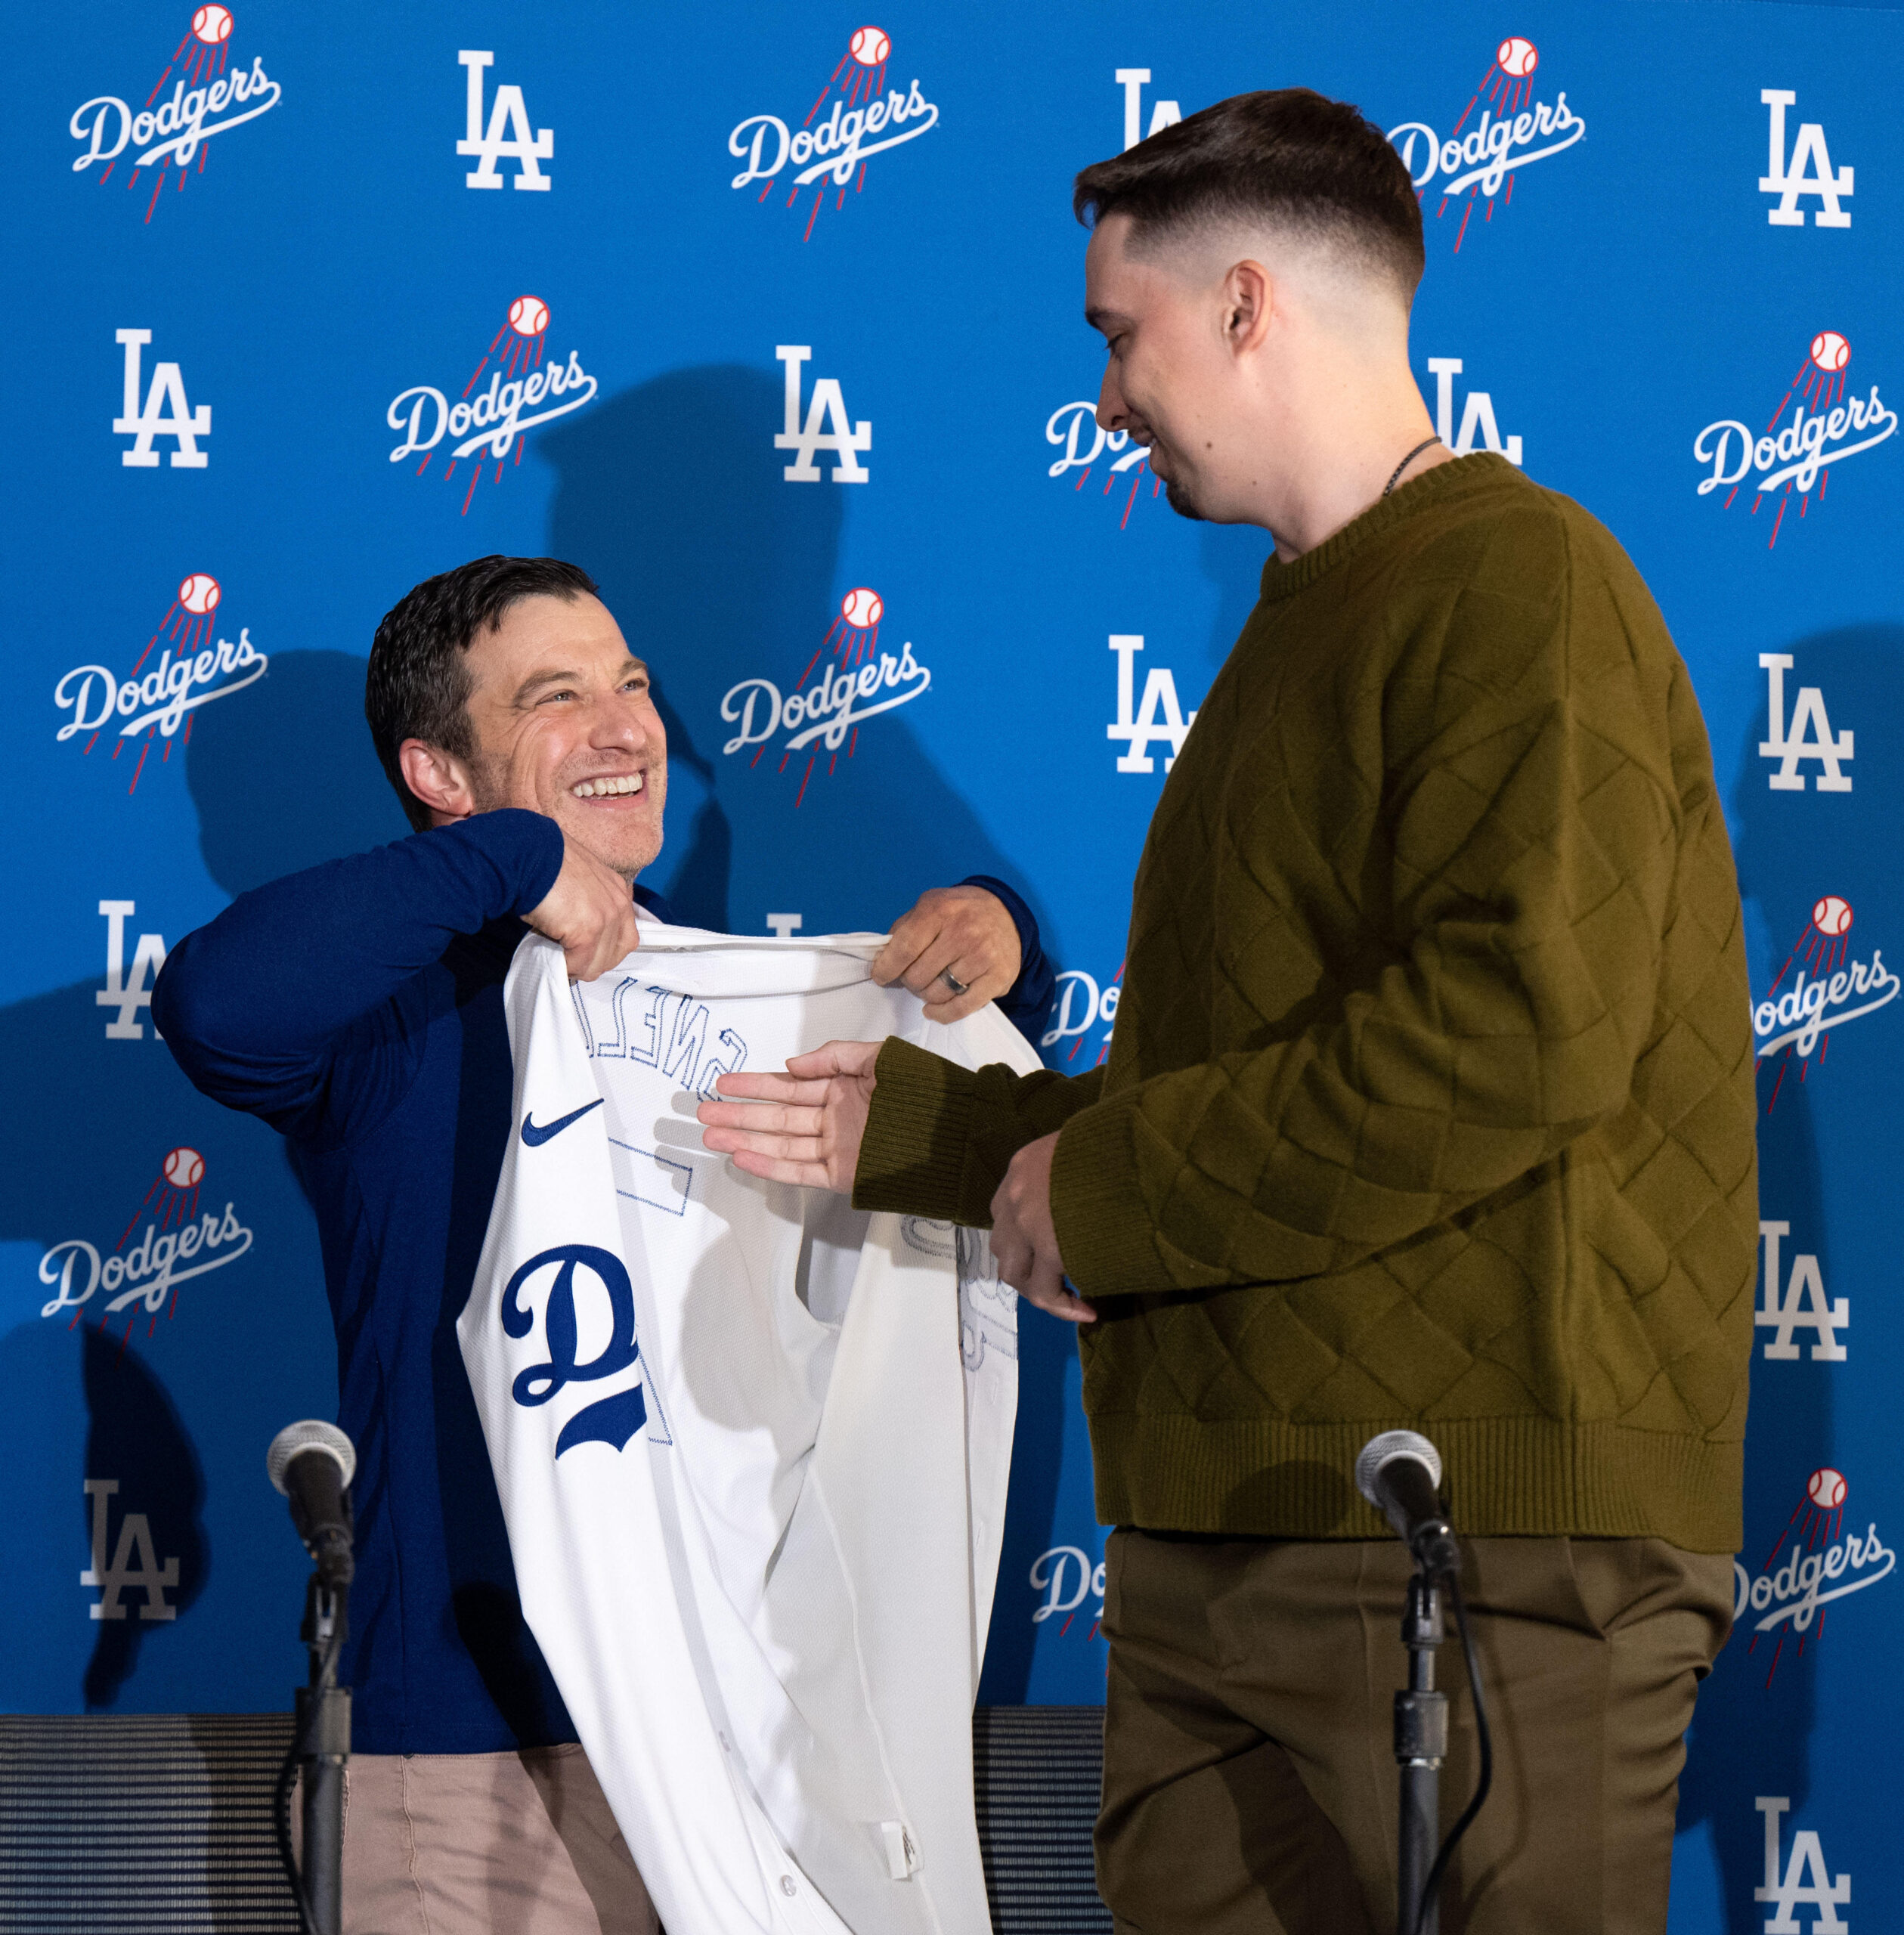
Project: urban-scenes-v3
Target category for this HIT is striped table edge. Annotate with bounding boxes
[0,1707,1109,1933]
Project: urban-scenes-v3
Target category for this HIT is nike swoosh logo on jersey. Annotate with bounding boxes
[522,1099,605,1147]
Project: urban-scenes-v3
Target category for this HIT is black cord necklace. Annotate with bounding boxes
[1382,435,1443,498]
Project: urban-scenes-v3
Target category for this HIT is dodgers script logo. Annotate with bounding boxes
[503,1244,665,1457]
[1042,965,1122,1070]
[1735,1467,1893,1685]
[728,25,940,240]
[1754,895,1899,1111]
[1030,1542,1107,1642]
[1388,38,1584,252]
[386,296,598,515]
[38,1146,255,1348]
[720,587,933,806]
[70,7,282,223]
[54,574,266,796]
[1045,401,1161,528]
[1694,331,1896,548]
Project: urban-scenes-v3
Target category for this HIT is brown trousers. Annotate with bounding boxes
[1096,1531,1733,1935]
[295,1744,658,1935]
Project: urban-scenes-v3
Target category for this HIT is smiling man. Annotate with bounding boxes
[152,555,1051,1935]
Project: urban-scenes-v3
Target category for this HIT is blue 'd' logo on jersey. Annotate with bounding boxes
[502,1243,648,1457]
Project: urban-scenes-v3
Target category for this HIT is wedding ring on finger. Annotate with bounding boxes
[939,968,971,998]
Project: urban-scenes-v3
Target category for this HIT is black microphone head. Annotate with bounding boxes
[268,1420,356,1495]
[1354,1429,1442,1509]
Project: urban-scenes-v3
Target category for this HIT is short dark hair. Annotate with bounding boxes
[1073,88,1425,303]
[365,555,599,831]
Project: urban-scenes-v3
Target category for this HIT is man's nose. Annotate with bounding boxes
[596,691,655,750]
[1096,363,1126,433]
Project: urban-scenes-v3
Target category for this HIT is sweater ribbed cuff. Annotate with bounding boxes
[1051,1097,1175,1298]
[852,1037,978,1222]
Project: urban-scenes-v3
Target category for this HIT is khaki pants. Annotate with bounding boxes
[1097,1532,1733,1935]
[295,1744,659,1935]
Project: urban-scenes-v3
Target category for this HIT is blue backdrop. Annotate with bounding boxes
[7,4,1900,1928]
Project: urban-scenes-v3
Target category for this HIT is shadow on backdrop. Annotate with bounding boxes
[1674,626,1904,1928]
[542,365,1070,1694]
[543,365,834,933]
[80,1324,209,1707]
[0,646,397,1708]
[187,649,410,898]
[0,947,245,1705]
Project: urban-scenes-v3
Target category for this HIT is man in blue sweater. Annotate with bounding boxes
[153,555,1051,1935]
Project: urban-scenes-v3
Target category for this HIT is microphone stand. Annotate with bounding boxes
[283,1569,351,1935]
[1394,1571,1447,1935]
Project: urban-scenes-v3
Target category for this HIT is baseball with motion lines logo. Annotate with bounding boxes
[37,1146,255,1348]
[54,574,266,794]
[720,585,933,807]
[1386,36,1585,252]
[387,296,598,514]
[728,25,940,240]
[1695,332,1896,546]
[69,6,282,221]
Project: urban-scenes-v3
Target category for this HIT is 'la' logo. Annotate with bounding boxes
[1760,91,1852,228]
[114,330,209,469]
[1755,1798,1850,1931]
[1108,636,1197,773]
[775,346,871,482]
[1757,1221,1848,1362]
[1760,653,1852,792]
[457,51,552,190]
[1114,70,1181,150]
[98,899,167,1039]
[82,1479,178,1622]
[1426,357,1524,465]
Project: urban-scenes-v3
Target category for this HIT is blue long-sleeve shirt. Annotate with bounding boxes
[153,809,1052,1754]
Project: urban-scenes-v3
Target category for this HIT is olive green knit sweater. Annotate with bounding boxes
[856,454,1757,1551]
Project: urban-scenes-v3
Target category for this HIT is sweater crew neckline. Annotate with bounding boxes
[1256,452,1518,602]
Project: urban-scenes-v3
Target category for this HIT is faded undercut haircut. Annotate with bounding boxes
[365,554,599,831]
[1073,88,1426,305]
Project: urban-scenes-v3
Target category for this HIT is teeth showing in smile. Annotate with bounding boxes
[573,774,643,799]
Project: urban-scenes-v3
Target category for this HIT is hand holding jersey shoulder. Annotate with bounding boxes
[525,834,643,982]
[872,885,1021,1023]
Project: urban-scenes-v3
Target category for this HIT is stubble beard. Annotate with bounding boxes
[463,748,659,882]
[1162,475,1206,522]
[1144,435,1206,523]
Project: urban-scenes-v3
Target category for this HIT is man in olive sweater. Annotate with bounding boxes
[700,91,1757,1934]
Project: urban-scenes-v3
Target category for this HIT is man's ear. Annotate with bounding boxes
[1221,259,1275,357]
[398,739,475,826]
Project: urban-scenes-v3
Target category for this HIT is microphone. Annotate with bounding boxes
[268,1421,357,1590]
[1354,1431,1460,1578]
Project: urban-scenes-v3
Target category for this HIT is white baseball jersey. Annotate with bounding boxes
[458,928,1040,1935]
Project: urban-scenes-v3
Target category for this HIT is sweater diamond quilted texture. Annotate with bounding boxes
[856,454,1757,1551]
